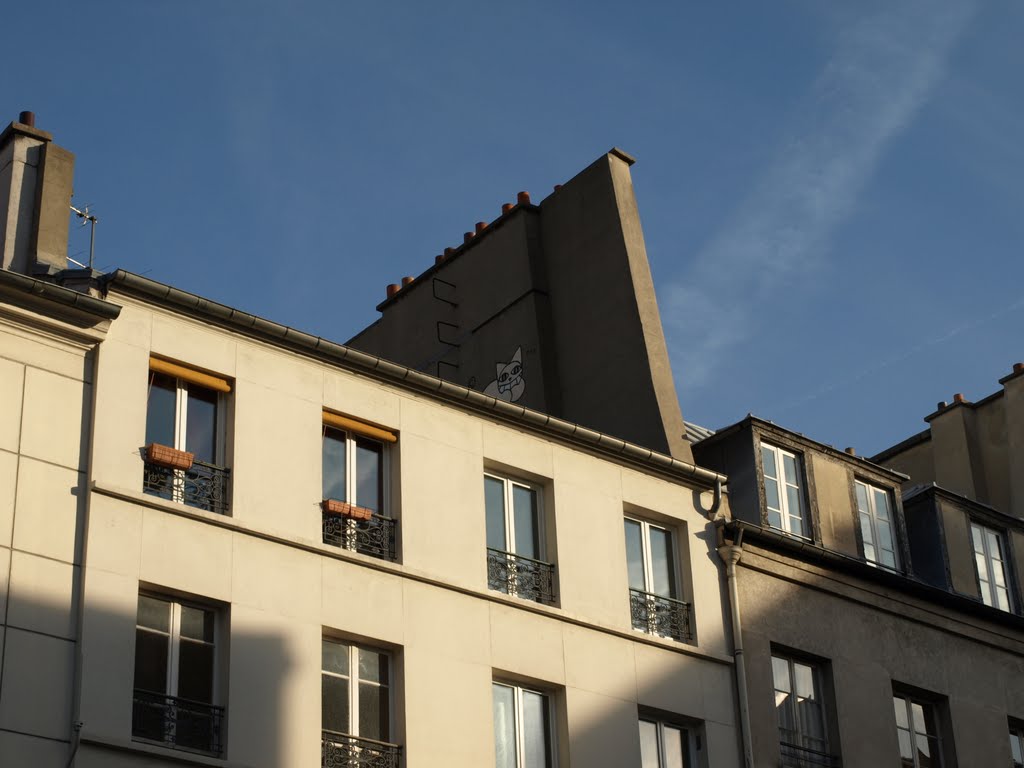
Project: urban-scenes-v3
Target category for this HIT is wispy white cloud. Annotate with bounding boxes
[663,0,977,391]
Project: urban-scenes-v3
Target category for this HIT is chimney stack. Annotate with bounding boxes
[0,111,74,275]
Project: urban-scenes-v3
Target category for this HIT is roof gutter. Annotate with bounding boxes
[0,269,121,320]
[99,270,727,489]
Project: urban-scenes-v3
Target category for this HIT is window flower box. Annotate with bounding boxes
[146,443,195,471]
[321,499,373,521]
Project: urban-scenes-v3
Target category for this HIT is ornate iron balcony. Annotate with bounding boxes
[143,458,230,515]
[629,588,692,643]
[322,729,402,768]
[322,512,397,561]
[780,740,842,767]
[132,689,224,756]
[487,548,556,605]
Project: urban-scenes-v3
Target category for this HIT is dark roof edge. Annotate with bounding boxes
[903,483,1024,532]
[100,270,726,489]
[872,427,931,464]
[727,520,1024,633]
[0,269,121,321]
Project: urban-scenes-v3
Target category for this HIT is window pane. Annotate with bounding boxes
[767,509,782,529]
[185,384,218,463]
[485,477,507,551]
[145,372,176,448]
[761,446,778,479]
[648,527,676,598]
[322,674,349,734]
[639,720,660,768]
[359,681,389,741]
[765,477,781,511]
[1010,730,1023,763]
[782,454,799,485]
[138,594,171,632]
[492,684,517,768]
[624,520,646,591]
[134,629,169,693]
[323,429,347,501]
[355,438,383,513]
[898,729,913,760]
[180,605,214,642]
[178,639,214,703]
[854,482,869,513]
[513,484,540,559]
[793,663,814,699]
[971,524,985,553]
[916,734,935,767]
[873,489,891,521]
[521,690,551,768]
[322,639,350,676]
[663,725,686,768]
[786,487,804,528]
[911,702,927,733]
[358,648,388,685]
[772,657,791,693]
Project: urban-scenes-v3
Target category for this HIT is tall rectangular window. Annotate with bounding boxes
[893,692,945,768]
[492,682,553,768]
[321,412,397,561]
[485,473,555,604]
[144,359,230,514]
[132,594,223,756]
[640,718,690,768]
[970,521,1012,612]
[772,654,836,767]
[321,638,400,765]
[761,443,808,537]
[624,518,691,642]
[855,480,900,570]
[1010,721,1024,768]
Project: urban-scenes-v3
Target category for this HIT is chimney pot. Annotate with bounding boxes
[937,401,947,411]
[434,254,444,265]
[402,276,414,286]
[475,221,487,234]
[844,447,856,456]
[953,393,966,404]
[463,232,473,244]
[18,111,35,127]
[517,191,531,205]
[501,203,514,214]
[1014,363,1024,374]
[444,247,455,257]
[553,184,562,191]
[386,283,401,299]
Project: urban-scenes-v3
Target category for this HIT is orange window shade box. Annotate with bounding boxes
[149,357,232,393]
[321,410,397,443]
[321,499,374,521]
[146,443,195,471]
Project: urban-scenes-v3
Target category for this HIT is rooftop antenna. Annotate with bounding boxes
[69,203,98,269]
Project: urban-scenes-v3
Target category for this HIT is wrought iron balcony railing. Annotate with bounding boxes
[486,548,556,605]
[780,740,842,767]
[322,729,402,768]
[629,588,692,643]
[322,512,397,561]
[132,689,224,757]
[143,458,230,515]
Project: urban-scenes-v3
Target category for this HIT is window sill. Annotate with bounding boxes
[80,732,254,767]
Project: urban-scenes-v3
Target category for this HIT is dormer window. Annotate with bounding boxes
[760,443,808,537]
[855,480,900,570]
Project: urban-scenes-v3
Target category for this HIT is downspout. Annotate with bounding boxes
[718,528,754,768]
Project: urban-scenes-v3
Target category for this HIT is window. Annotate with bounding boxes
[855,480,900,569]
[639,718,691,768]
[624,518,691,642]
[772,654,837,767]
[485,473,555,604]
[144,358,230,514]
[970,521,1013,612]
[761,443,808,537]
[132,594,223,756]
[321,410,397,560]
[492,682,554,768]
[321,638,400,765]
[1010,721,1024,768]
[893,693,945,768]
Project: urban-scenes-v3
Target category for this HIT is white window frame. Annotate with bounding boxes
[485,473,545,560]
[624,517,681,600]
[321,638,393,742]
[322,425,390,516]
[855,479,900,570]
[970,521,1013,612]
[772,654,832,763]
[492,681,556,768]
[147,372,227,465]
[639,717,692,768]
[892,692,944,768]
[134,594,219,702]
[760,442,808,537]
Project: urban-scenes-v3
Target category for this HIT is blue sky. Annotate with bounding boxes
[6,0,1023,455]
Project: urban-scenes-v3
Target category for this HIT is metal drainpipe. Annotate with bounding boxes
[718,530,755,768]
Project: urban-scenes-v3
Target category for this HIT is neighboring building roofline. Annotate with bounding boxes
[99,269,727,489]
[0,268,121,321]
[902,482,1024,533]
[871,427,931,464]
[698,414,909,481]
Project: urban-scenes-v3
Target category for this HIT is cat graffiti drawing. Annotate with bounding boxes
[483,347,525,402]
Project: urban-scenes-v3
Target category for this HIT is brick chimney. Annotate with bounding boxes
[0,112,74,275]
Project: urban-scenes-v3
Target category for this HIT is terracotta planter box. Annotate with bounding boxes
[146,443,194,471]
[321,499,373,521]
